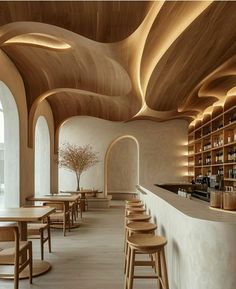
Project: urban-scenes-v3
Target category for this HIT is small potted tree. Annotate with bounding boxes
[58,143,99,191]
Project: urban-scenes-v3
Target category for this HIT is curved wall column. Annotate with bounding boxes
[33,100,57,194]
[0,49,31,205]
[34,116,50,196]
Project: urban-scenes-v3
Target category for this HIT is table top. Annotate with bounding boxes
[0,207,55,222]
[27,194,80,202]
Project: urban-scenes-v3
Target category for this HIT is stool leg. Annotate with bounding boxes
[124,229,130,273]
[124,244,131,289]
[160,248,169,289]
[156,251,163,289]
[128,248,135,289]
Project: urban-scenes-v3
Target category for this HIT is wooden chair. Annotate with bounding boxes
[0,222,33,289]
[22,205,51,260]
[43,202,70,236]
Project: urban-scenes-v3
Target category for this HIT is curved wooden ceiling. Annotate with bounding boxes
[0,1,236,131]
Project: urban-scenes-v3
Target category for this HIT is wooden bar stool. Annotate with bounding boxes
[126,207,146,216]
[124,213,151,251]
[126,198,141,204]
[125,202,143,208]
[125,234,169,289]
[125,213,151,225]
[124,222,157,274]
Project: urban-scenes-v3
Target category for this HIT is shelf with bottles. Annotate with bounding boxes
[224,165,236,181]
[224,106,236,126]
[195,154,203,166]
[212,149,224,165]
[203,138,211,151]
[224,146,236,163]
[212,133,223,148]
[203,153,211,166]
[194,129,202,140]
[203,167,211,176]
[212,166,224,176]
[212,115,223,132]
[194,142,202,154]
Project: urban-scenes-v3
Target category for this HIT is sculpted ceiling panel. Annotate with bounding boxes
[0,1,235,131]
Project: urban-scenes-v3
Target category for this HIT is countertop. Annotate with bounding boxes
[138,183,236,223]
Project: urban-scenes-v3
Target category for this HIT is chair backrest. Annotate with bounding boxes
[43,202,64,211]
[0,223,18,242]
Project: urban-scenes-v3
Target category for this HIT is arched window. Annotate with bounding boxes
[0,81,20,208]
[35,116,50,196]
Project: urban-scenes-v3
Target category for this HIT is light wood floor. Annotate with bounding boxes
[0,201,158,289]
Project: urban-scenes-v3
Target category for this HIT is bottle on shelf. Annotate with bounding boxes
[228,149,232,162]
[218,120,223,129]
[229,169,236,179]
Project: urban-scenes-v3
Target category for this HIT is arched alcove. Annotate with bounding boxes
[35,116,50,196]
[104,135,139,196]
[0,81,20,208]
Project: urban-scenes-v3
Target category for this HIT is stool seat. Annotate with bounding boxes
[126,198,140,204]
[126,222,157,233]
[126,207,146,213]
[126,214,151,222]
[126,203,143,208]
[127,233,167,250]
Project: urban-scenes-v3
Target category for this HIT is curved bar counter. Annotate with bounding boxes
[137,184,236,289]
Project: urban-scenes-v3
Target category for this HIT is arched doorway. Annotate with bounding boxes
[0,81,20,208]
[104,135,139,197]
[35,116,50,196]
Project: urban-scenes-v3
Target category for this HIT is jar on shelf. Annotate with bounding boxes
[210,191,223,208]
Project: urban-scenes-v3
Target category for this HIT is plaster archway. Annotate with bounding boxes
[34,116,50,196]
[0,81,20,208]
[104,135,139,196]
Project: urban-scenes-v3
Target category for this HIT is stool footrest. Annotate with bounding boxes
[134,261,155,266]
[134,275,159,279]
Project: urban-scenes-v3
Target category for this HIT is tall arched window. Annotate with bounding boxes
[0,100,4,208]
[35,116,50,196]
[0,81,20,208]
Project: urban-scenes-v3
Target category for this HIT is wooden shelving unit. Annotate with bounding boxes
[188,95,236,184]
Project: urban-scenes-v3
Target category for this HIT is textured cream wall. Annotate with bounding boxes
[59,116,188,192]
[107,138,138,193]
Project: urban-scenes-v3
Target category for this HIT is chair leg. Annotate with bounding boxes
[14,255,19,289]
[47,217,52,253]
[63,214,66,236]
[29,242,33,284]
[40,230,44,260]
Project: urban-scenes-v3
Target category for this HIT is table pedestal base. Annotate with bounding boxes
[0,260,51,279]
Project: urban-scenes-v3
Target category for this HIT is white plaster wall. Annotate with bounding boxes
[139,186,236,289]
[59,116,188,192]
[107,138,138,193]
